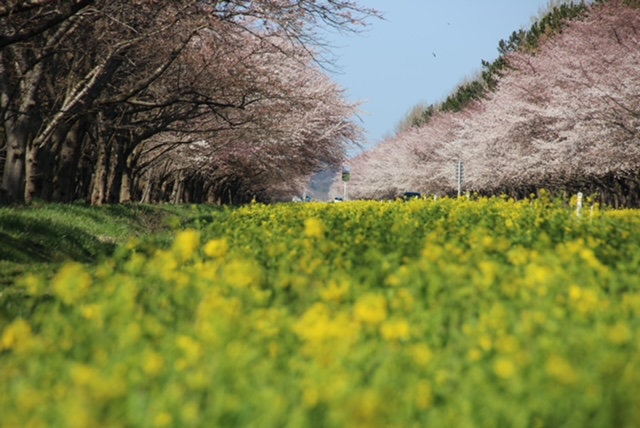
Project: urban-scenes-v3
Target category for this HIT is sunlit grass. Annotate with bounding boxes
[0,202,216,287]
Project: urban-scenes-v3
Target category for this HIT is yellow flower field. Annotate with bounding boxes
[2,195,640,427]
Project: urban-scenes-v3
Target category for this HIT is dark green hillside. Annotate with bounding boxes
[0,203,212,287]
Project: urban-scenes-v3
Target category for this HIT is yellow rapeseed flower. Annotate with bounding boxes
[410,343,433,367]
[385,265,410,287]
[181,402,200,425]
[415,380,434,410]
[354,293,388,325]
[580,248,608,272]
[304,217,326,239]
[1,318,33,353]
[154,412,173,427]
[52,262,92,305]
[19,274,46,296]
[223,259,262,288]
[152,250,179,281]
[293,304,360,363]
[126,237,141,251]
[16,387,43,412]
[186,369,210,391]
[80,304,104,329]
[172,229,201,262]
[203,238,229,258]
[143,350,166,376]
[391,288,416,312]
[303,387,320,408]
[176,335,203,365]
[477,261,499,289]
[607,323,632,345]
[569,285,583,301]
[71,364,102,390]
[252,308,284,338]
[293,303,336,343]
[495,335,519,354]
[380,318,411,342]
[479,335,493,352]
[385,274,401,287]
[546,355,579,385]
[124,253,147,275]
[63,395,94,428]
[70,363,127,402]
[319,279,350,303]
[524,263,553,288]
[507,246,529,266]
[569,285,599,315]
[347,389,381,427]
[435,369,450,386]
[493,357,517,379]
[468,348,483,362]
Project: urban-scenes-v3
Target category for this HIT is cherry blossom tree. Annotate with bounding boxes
[349,0,640,207]
[0,0,379,205]
[136,40,362,204]
[470,0,640,204]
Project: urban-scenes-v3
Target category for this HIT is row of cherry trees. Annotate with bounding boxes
[0,0,377,205]
[342,0,640,207]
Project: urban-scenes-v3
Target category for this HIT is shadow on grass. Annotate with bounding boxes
[0,203,226,289]
[0,231,54,263]
[0,214,116,264]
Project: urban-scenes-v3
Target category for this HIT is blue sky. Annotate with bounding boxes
[324,0,558,155]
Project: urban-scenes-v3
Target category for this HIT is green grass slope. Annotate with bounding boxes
[0,203,216,287]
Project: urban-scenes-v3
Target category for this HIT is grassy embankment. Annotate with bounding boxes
[0,202,218,288]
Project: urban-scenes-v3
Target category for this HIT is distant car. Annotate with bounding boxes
[334,197,344,203]
[402,192,422,200]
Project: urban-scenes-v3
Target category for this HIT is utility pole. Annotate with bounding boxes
[342,165,351,201]
[456,160,464,198]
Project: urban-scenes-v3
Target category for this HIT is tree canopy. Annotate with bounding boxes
[344,0,640,208]
[0,0,379,205]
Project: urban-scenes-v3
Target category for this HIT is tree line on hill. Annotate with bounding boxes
[0,0,378,205]
[343,0,640,208]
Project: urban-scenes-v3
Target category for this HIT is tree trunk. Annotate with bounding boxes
[52,120,83,202]
[39,125,68,201]
[117,142,140,204]
[38,145,56,202]
[205,183,218,204]
[1,48,42,204]
[119,160,132,203]
[23,140,40,204]
[1,120,27,204]
[90,134,109,206]
[140,177,153,203]
[170,172,184,204]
